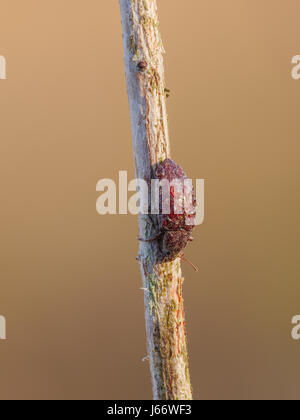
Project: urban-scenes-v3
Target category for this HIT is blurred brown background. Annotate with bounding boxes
[0,0,300,400]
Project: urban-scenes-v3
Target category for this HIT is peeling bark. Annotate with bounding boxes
[119,0,193,400]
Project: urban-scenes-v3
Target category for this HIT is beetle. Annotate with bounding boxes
[139,158,198,271]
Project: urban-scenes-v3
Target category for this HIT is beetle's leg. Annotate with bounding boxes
[179,253,199,272]
[138,212,161,242]
[147,213,159,229]
[138,233,162,242]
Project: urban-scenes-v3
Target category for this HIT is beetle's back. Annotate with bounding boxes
[155,159,196,232]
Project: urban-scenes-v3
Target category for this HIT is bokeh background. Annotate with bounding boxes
[0,0,300,400]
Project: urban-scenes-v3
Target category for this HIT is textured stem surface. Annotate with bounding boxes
[119,0,193,400]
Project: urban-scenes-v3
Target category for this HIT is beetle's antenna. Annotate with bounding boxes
[179,254,199,272]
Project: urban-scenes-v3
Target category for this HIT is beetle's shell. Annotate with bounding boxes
[154,159,196,262]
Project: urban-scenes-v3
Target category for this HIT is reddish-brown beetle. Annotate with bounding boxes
[139,159,198,271]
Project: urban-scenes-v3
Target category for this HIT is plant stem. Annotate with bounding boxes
[119,0,193,400]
